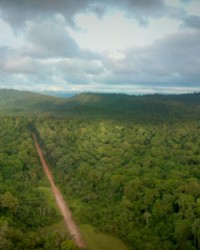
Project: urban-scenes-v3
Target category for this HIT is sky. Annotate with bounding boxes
[0,0,200,94]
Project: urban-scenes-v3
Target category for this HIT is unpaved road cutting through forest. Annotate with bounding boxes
[33,133,86,248]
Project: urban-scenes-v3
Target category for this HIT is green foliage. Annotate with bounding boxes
[0,89,200,123]
[1,90,200,249]
[0,117,83,249]
[0,89,64,116]
[35,117,200,249]
[79,224,129,250]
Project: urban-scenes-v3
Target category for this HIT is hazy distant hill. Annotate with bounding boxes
[69,92,200,122]
[0,89,199,122]
[0,89,65,115]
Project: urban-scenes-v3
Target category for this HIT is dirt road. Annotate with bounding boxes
[33,133,86,248]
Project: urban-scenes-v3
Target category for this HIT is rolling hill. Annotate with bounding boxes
[0,89,200,122]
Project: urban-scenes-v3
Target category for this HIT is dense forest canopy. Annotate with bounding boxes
[0,117,84,249]
[35,117,200,250]
[0,89,200,249]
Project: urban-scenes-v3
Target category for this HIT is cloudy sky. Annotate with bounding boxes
[0,0,200,94]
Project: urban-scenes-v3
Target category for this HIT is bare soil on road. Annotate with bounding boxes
[33,133,86,248]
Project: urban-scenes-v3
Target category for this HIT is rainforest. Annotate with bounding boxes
[0,89,200,250]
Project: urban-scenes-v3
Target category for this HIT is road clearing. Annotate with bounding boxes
[33,133,86,248]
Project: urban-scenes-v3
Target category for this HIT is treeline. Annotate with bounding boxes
[0,116,82,250]
[35,117,200,250]
[0,89,65,116]
[0,90,200,124]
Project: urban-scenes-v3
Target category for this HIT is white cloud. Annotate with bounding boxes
[26,19,79,58]
[68,12,181,51]
[0,0,199,94]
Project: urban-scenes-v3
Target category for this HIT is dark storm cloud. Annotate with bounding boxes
[96,0,168,25]
[184,15,200,29]
[180,0,193,3]
[0,0,184,29]
[101,0,173,16]
[91,0,166,16]
[0,0,89,28]
[26,19,79,58]
[26,22,100,60]
[101,29,200,85]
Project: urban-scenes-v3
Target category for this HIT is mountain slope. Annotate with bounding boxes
[0,89,64,115]
[68,92,200,122]
[0,89,200,122]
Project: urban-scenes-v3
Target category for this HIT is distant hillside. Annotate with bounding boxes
[0,89,200,122]
[69,92,200,122]
[0,89,65,115]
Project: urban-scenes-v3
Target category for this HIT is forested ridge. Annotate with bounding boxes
[1,90,200,249]
[0,89,200,122]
